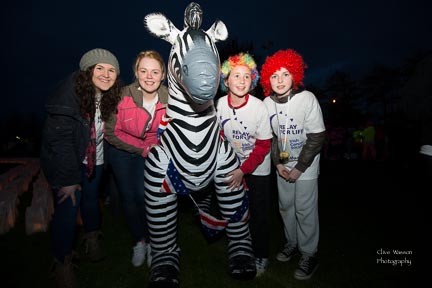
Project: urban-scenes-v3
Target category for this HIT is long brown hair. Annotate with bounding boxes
[75,67,122,121]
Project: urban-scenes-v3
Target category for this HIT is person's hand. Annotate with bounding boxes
[276,164,290,181]
[225,168,244,190]
[58,184,81,206]
[286,168,302,183]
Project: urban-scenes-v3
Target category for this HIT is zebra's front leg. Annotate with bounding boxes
[144,146,180,288]
[214,140,257,280]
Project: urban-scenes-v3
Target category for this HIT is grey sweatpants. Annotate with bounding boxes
[277,175,319,257]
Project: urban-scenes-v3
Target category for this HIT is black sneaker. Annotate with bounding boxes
[148,265,179,288]
[228,255,257,280]
[294,255,318,280]
[276,245,298,262]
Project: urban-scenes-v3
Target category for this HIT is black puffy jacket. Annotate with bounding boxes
[40,72,90,187]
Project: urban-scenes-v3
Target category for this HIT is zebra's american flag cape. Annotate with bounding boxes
[161,160,249,238]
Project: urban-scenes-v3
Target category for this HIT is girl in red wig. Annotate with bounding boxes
[261,49,326,280]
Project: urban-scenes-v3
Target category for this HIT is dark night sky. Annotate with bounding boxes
[2,0,431,120]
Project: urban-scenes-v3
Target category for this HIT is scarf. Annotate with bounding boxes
[85,116,96,178]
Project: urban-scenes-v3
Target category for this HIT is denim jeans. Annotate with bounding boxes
[50,164,103,262]
[107,144,148,243]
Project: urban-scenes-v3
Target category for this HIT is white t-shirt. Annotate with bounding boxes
[263,90,325,180]
[143,94,159,131]
[95,94,104,165]
[216,94,272,176]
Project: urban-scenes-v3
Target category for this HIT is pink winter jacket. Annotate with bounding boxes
[105,82,168,157]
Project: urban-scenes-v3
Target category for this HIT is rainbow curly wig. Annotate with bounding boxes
[219,52,260,93]
[260,49,306,96]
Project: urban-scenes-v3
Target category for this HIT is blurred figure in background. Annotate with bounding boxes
[361,120,376,160]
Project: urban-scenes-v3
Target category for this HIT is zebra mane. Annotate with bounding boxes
[144,2,228,44]
[184,2,202,29]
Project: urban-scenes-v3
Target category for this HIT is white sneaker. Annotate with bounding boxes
[146,242,152,267]
[255,258,269,277]
[131,241,146,267]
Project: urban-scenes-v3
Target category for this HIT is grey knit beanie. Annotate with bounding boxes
[79,48,120,75]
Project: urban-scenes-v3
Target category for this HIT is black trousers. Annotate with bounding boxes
[245,174,271,258]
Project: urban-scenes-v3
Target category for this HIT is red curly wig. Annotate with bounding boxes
[260,49,307,96]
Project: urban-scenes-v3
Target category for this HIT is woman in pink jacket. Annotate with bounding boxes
[105,50,168,267]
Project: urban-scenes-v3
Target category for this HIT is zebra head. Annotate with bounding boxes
[144,2,228,105]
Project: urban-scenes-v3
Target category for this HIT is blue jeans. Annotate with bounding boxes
[108,144,148,243]
[50,165,103,262]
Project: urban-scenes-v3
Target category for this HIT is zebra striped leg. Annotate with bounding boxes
[144,146,180,286]
[214,140,256,279]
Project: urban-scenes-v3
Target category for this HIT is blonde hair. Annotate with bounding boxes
[133,50,166,76]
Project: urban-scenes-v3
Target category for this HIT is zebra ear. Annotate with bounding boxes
[144,13,180,44]
[206,20,228,43]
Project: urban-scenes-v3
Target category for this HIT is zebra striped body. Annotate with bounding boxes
[143,2,255,283]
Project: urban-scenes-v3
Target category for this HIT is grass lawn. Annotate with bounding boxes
[1,160,418,287]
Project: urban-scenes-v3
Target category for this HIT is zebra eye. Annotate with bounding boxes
[182,65,189,76]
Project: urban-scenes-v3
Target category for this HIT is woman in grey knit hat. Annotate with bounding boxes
[40,48,121,288]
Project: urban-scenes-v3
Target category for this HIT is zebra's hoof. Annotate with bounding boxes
[148,265,179,288]
[228,255,257,280]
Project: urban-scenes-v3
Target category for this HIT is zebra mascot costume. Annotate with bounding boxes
[144,2,256,287]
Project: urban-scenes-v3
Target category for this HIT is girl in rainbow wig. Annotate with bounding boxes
[219,52,260,92]
[216,52,273,276]
[261,49,326,280]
